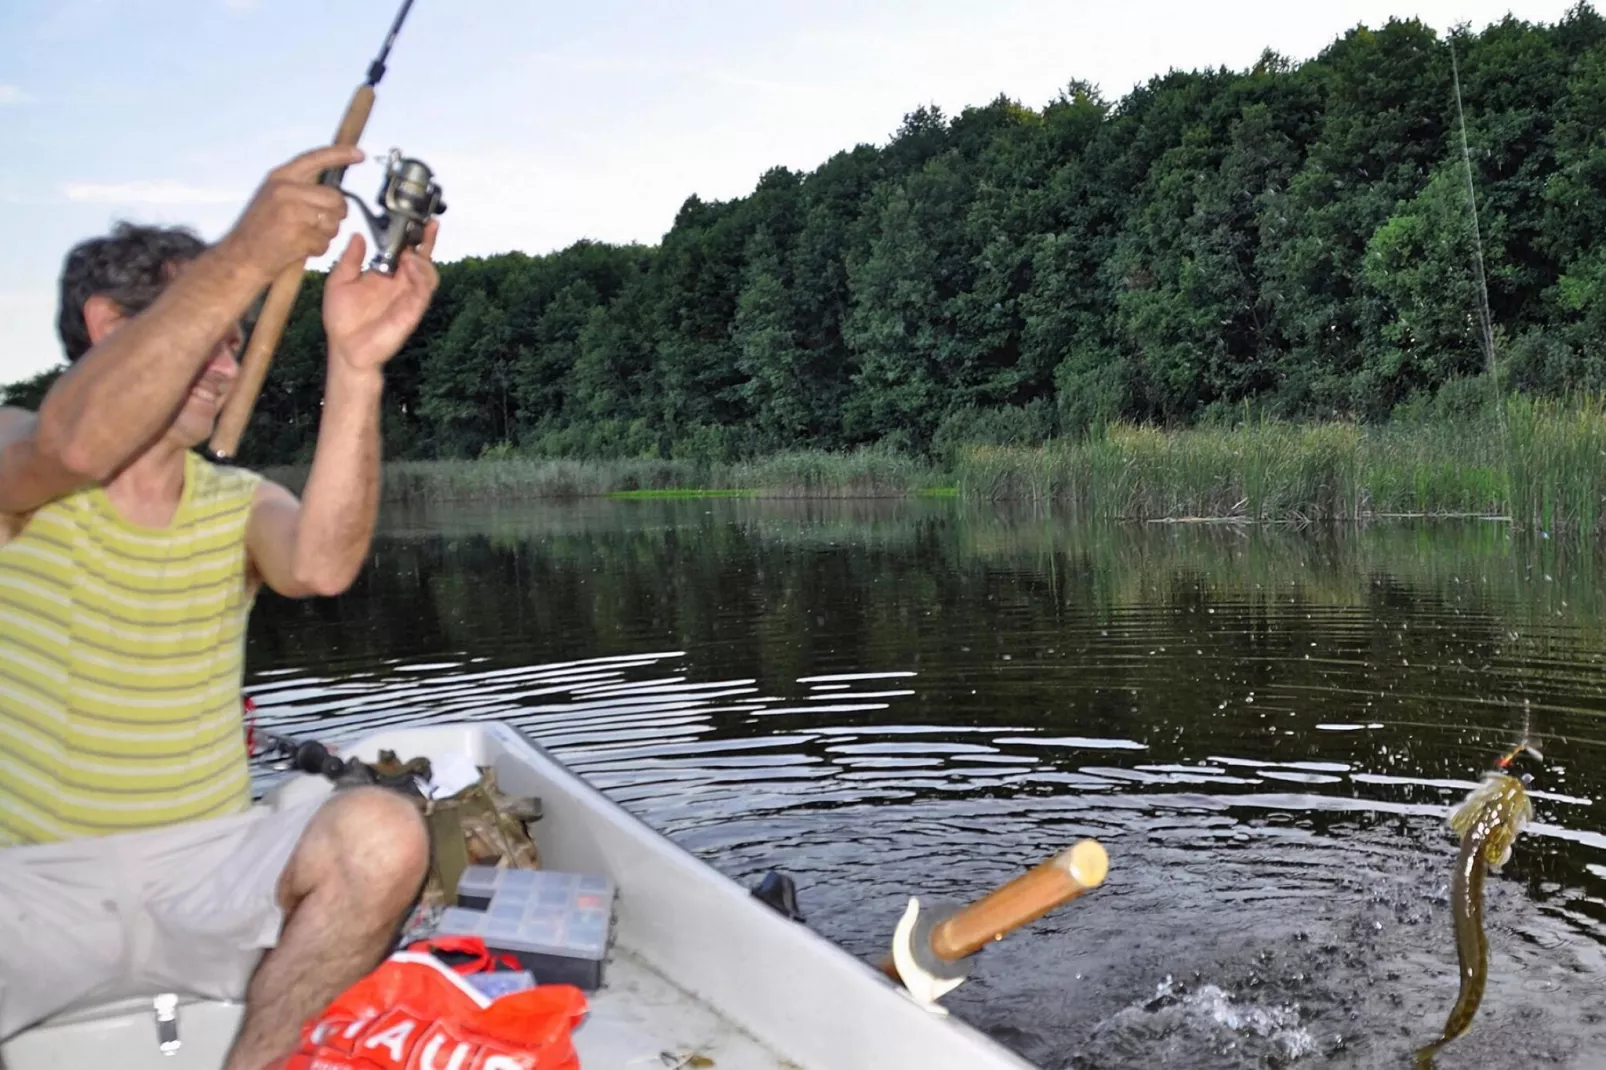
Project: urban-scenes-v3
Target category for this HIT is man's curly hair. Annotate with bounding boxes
[56,222,210,363]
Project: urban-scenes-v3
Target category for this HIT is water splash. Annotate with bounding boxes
[1071,975,1321,1069]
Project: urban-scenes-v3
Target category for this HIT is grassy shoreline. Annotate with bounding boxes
[263,450,956,506]
[261,396,1606,537]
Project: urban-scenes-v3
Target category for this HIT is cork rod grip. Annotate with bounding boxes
[929,840,1108,962]
[209,83,377,458]
[333,85,376,146]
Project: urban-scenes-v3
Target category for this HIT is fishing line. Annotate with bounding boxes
[1449,33,1504,439]
[1450,33,1548,767]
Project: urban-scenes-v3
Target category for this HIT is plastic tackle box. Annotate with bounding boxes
[437,866,616,990]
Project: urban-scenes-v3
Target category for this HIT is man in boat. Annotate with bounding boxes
[0,144,437,1069]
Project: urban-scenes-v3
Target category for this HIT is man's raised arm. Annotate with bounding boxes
[246,221,440,599]
[0,144,363,516]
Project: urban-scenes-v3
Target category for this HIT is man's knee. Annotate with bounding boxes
[294,787,429,912]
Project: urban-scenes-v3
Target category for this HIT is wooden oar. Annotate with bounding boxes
[880,839,1109,1009]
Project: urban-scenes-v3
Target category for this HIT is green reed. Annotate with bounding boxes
[1503,393,1606,539]
[723,449,949,499]
[259,396,1606,535]
[955,413,1516,524]
[263,448,948,505]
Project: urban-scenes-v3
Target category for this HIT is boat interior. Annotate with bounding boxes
[0,722,1034,1070]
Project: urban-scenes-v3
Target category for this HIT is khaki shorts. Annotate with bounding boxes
[0,796,324,1043]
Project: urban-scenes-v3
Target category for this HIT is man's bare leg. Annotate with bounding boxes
[222,787,429,1070]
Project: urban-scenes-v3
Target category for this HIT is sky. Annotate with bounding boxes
[0,0,1585,384]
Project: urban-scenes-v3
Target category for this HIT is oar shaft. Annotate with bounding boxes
[930,840,1107,961]
[878,839,1108,991]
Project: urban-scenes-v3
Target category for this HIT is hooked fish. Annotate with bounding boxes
[1413,746,1537,1067]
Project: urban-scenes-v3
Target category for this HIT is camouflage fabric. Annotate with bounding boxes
[337,749,435,798]
[337,752,543,916]
[420,765,542,906]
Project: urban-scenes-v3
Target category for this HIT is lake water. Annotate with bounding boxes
[244,497,1606,1069]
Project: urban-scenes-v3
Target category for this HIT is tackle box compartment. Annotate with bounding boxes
[437,866,616,990]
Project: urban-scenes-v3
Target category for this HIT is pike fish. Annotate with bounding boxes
[1414,748,1537,1067]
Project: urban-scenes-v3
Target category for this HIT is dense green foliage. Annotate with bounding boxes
[11,7,1606,467]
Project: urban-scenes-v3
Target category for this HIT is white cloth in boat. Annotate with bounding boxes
[0,796,322,1042]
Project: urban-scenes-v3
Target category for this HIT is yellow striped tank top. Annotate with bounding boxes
[0,450,262,846]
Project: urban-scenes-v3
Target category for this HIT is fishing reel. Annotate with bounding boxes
[327,148,447,275]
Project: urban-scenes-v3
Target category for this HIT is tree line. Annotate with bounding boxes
[9,6,1606,466]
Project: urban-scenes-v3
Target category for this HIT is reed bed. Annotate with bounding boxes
[1503,394,1606,539]
[261,396,1606,536]
[956,417,1518,524]
[263,449,949,505]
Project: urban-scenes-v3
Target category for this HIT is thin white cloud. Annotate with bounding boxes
[62,180,244,206]
[0,86,31,106]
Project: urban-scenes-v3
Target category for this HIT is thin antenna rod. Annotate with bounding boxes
[1450,34,1504,435]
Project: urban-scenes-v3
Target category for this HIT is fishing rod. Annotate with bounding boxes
[251,726,351,780]
[208,0,443,461]
[249,719,433,793]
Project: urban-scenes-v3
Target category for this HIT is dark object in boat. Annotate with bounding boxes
[751,871,805,922]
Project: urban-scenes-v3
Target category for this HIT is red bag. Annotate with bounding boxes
[406,934,523,975]
[270,944,588,1070]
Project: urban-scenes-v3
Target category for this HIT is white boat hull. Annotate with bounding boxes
[0,721,1038,1070]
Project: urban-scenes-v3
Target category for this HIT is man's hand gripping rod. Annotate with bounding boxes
[208,0,421,461]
